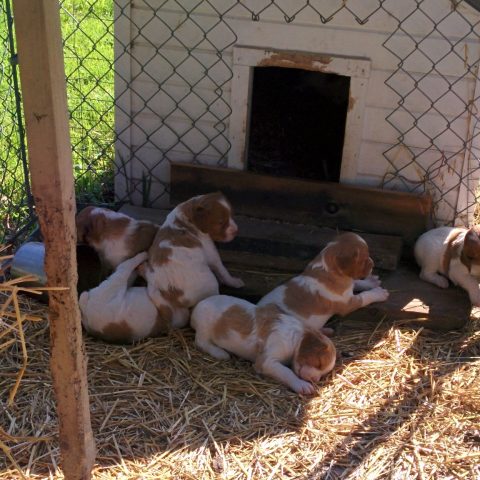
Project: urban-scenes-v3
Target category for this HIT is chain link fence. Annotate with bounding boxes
[1,0,480,243]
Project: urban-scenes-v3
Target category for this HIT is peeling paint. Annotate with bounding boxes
[348,95,356,112]
[258,53,333,72]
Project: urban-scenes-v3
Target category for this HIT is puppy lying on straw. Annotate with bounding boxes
[191,295,336,394]
[79,252,183,343]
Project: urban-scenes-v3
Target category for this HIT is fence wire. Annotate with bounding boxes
[1,0,480,243]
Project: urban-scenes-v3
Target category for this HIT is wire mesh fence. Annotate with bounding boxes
[0,0,33,244]
[1,0,480,244]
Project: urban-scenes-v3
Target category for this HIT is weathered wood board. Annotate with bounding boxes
[170,163,433,246]
[13,0,96,476]
[119,205,403,271]
[341,263,472,331]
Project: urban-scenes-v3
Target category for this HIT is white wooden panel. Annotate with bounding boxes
[130,44,233,89]
[114,0,132,202]
[132,6,237,52]
[130,144,218,180]
[362,106,469,151]
[368,69,475,115]
[133,0,480,40]
[130,117,230,159]
[130,79,231,125]
[228,64,252,170]
[455,72,480,226]
[358,141,464,186]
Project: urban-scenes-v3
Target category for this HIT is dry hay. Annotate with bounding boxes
[0,285,479,479]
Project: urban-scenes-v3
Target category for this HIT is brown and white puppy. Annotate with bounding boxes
[257,232,389,330]
[414,225,480,306]
[76,206,158,272]
[191,295,336,394]
[144,192,244,332]
[79,252,181,343]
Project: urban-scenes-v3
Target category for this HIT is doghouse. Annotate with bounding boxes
[113,0,480,228]
[111,0,480,329]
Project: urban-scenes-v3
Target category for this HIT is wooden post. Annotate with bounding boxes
[12,1,95,478]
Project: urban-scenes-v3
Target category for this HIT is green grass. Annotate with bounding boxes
[0,0,115,242]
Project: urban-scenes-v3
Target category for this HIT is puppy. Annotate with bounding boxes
[414,225,480,306]
[144,192,244,332]
[257,232,389,330]
[191,295,336,394]
[76,206,158,271]
[79,252,185,343]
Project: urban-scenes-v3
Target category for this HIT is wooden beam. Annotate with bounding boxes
[12,1,95,478]
[170,163,433,246]
[120,205,403,271]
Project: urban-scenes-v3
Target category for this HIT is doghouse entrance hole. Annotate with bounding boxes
[247,67,351,182]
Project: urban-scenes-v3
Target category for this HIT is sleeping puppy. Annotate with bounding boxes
[76,206,158,272]
[257,232,389,330]
[79,252,185,344]
[191,295,336,394]
[414,225,480,306]
[144,192,244,332]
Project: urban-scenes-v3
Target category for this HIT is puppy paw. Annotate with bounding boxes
[436,277,450,289]
[291,379,316,395]
[371,287,390,303]
[212,350,231,361]
[225,277,245,288]
[419,271,449,289]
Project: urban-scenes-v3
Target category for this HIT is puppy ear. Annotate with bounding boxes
[466,226,480,244]
[75,208,93,243]
[461,227,480,267]
[335,247,360,278]
[76,207,105,244]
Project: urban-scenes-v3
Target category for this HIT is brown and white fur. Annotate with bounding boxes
[191,295,336,394]
[76,206,158,272]
[414,225,480,306]
[78,252,176,343]
[257,232,389,330]
[144,192,244,332]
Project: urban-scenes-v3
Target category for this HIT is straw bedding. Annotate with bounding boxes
[1,278,479,479]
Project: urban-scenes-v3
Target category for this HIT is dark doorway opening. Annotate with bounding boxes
[247,66,350,182]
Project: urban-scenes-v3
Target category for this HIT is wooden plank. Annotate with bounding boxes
[13,1,96,478]
[340,263,471,331]
[119,205,403,271]
[170,163,432,245]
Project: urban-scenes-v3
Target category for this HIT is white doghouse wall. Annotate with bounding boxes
[114,0,480,226]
